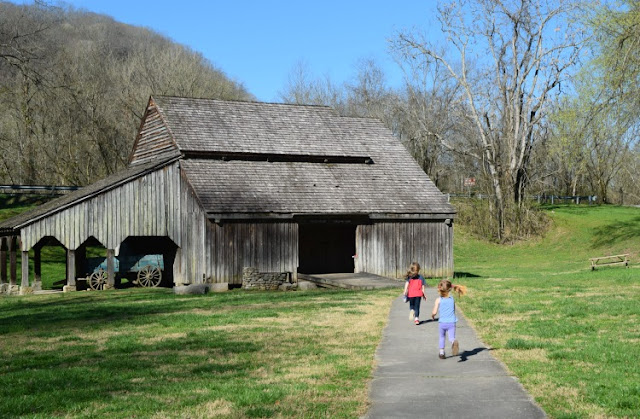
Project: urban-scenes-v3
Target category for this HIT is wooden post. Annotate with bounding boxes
[20,250,30,294]
[9,236,17,287]
[64,249,76,292]
[173,248,183,286]
[33,243,42,291]
[106,249,115,289]
[0,237,7,285]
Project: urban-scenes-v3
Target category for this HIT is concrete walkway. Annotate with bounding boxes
[363,288,546,419]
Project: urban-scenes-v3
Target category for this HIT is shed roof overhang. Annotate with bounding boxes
[0,156,180,237]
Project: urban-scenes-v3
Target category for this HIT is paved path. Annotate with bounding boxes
[363,289,546,419]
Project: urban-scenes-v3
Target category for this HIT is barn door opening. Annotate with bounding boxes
[298,223,356,274]
[119,236,178,288]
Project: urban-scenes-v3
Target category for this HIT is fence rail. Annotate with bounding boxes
[447,193,597,205]
[0,184,80,195]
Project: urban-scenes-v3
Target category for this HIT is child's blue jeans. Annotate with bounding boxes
[409,297,421,318]
[439,322,456,348]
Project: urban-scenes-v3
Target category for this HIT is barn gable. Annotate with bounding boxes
[129,98,181,166]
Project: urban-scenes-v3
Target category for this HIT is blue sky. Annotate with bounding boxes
[29,1,440,102]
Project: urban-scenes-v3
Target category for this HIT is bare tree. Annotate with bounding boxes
[394,0,586,239]
[0,2,252,186]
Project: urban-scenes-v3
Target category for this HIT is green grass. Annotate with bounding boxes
[2,200,639,417]
[453,205,640,418]
[0,287,397,418]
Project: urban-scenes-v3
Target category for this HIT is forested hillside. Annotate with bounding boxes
[0,2,252,186]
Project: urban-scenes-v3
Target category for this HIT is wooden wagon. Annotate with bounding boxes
[85,254,164,290]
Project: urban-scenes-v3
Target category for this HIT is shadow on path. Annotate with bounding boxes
[458,346,491,362]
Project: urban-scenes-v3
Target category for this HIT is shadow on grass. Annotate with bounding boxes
[0,327,261,417]
[0,289,331,417]
[457,347,491,362]
[591,216,640,248]
[453,272,482,278]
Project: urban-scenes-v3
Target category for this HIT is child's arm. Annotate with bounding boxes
[403,280,408,296]
[421,284,426,300]
[431,297,440,320]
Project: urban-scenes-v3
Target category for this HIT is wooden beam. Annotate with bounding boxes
[106,249,115,288]
[9,236,17,286]
[21,251,30,289]
[0,237,7,284]
[182,150,373,164]
[33,244,42,291]
[65,249,76,291]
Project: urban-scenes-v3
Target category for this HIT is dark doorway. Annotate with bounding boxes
[298,223,356,274]
[119,236,178,287]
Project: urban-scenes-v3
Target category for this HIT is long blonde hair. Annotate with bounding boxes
[437,279,467,297]
[406,262,421,279]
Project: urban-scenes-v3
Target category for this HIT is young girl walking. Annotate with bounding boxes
[403,262,426,325]
[431,279,467,359]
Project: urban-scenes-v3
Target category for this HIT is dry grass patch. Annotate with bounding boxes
[178,399,236,419]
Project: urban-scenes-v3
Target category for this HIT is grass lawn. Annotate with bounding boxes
[453,205,640,418]
[0,287,397,418]
[2,200,639,418]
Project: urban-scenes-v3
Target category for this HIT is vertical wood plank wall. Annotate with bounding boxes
[21,163,182,252]
[355,221,454,279]
[19,162,299,286]
[204,222,298,285]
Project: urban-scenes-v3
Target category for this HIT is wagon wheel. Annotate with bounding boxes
[137,265,162,287]
[88,269,107,290]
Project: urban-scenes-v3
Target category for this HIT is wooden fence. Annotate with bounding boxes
[0,185,80,195]
[447,193,597,205]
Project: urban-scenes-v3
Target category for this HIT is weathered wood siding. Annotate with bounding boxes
[205,222,298,285]
[355,221,453,279]
[129,100,179,166]
[19,161,298,285]
[21,163,182,252]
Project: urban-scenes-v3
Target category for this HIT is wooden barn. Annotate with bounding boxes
[0,96,455,293]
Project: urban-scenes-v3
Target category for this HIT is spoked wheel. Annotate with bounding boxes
[137,265,162,287]
[88,269,107,290]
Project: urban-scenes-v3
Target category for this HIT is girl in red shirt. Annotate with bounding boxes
[403,262,426,325]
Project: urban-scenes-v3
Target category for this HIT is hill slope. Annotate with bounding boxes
[0,2,253,186]
[453,205,640,418]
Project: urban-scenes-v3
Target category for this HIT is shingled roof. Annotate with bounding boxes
[1,96,454,234]
[148,96,454,218]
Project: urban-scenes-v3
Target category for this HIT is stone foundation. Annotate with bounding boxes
[242,267,292,290]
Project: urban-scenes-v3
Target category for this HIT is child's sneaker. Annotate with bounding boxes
[414,318,420,325]
[439,352,445,359]
[409,309,415,320]
[452,340,459,356]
